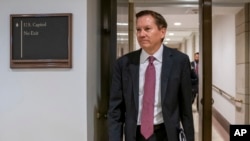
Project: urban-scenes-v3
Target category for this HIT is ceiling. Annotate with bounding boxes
[117,0,248,45]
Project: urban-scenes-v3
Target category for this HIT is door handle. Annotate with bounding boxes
[200,98,214,105]
[97,112,107,119]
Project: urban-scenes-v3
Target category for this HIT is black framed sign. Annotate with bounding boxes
[10,13,72,68]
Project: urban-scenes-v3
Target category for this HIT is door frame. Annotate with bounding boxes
[99,1,213,141]
[199,0,212,141]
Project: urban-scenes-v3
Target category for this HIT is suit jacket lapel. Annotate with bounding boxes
[128,49,141,112]
[161,46,173,102]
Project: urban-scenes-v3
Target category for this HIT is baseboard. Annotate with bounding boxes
[212,107,230,134]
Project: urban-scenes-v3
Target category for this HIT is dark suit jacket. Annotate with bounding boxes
[190,61,199,96]
[108,46,194,141]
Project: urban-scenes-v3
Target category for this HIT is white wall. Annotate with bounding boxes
[194,32,199,53]
[212,15,236,124]
[0,0,99,141]
[186,35,194,61]
[87,0,100,141]
[179,39,186,53]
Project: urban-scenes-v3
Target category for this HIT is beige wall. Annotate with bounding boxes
[235,5,250,124]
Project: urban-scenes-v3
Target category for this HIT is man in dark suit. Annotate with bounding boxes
[190,52,199,111]
[108,10,194,141]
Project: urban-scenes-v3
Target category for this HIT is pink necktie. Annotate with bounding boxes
[195,63,198,75]
[141,56,156,139]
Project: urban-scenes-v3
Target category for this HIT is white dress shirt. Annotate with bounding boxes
[137,45,164,125]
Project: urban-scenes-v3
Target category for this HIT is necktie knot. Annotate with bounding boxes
[148,56,155,64]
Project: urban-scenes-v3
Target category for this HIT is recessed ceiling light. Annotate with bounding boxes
[166,38,170,41]
[118,38,128,41]
[117,23,128,26]
[117,33,128,36]
[169,33,174,36]
[174,22,182,26]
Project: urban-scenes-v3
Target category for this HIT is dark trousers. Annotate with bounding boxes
[192,93,199,111]
[136,123,167,141]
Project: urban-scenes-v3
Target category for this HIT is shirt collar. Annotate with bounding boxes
[140,45,163,64]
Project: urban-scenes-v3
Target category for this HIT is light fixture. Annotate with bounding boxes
[118,38,128,41]
[117,23,128,26]
[117,33,128,36]
[174,22,182,26]
[168,33,174,36]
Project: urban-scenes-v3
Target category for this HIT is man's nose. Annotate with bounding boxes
[138,30,146,37]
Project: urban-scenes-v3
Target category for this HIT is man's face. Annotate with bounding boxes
[194,54,199,62]
[136,15,166,55]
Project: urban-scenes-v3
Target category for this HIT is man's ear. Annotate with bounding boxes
[161,28,167,39]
